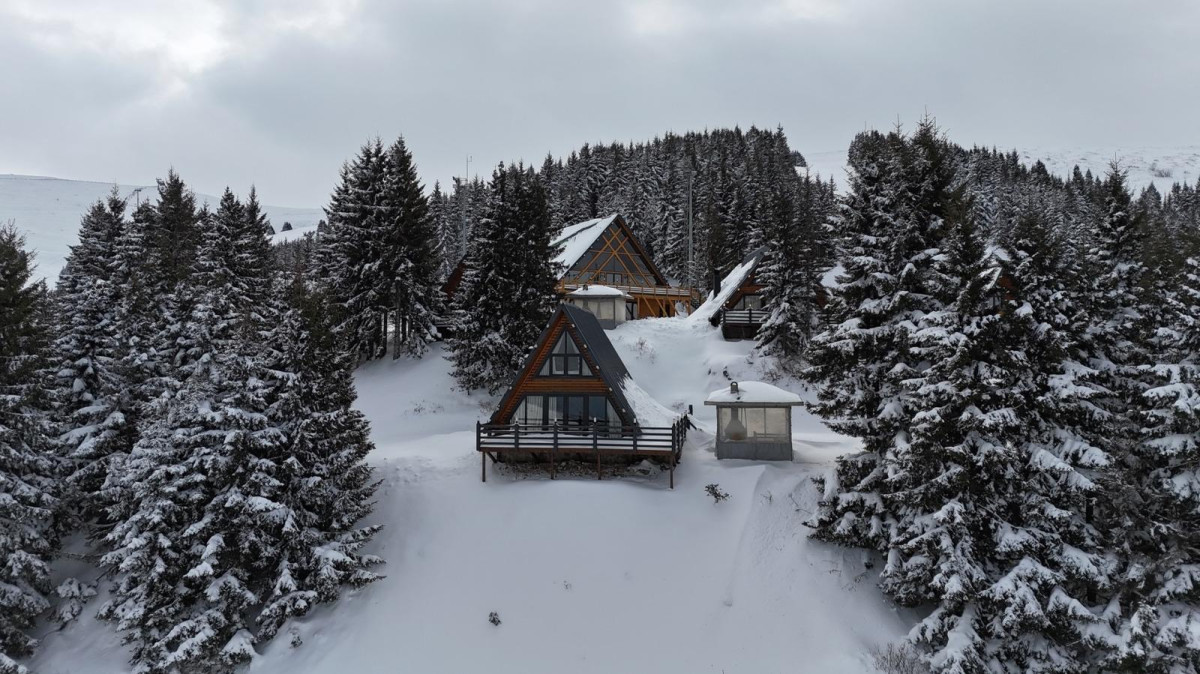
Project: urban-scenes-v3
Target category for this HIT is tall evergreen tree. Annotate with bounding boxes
[0,225,58,674]
[380,137,440,357]
[447,164,559,393]
[51,190,136,518]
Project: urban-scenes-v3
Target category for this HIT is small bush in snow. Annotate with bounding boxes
[489,611,502,626]
[869,642,928,674]
[705,483,730,503]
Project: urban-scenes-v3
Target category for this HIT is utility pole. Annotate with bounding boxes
[686,170,694,288]
[460,155,472,255]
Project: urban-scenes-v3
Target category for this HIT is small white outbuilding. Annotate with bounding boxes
[704,381,803,461]
[565,284,635,329]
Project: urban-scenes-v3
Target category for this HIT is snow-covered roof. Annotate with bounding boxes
[687,247,765,324]
[568,284,630,298]
[552,214,618,272]
[704,381,803,406]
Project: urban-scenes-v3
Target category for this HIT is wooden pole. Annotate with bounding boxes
[594,423,601,481]
[478,422,485,483]
[551,423,557,480]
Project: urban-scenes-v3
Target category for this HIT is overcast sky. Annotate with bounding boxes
[2,0,1198,207]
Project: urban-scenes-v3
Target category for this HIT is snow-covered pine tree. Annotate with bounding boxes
[899,198,1114,672]
[381,137,440,358]
[100,189,274,673]
[318,139,390,361]
[255,280,382,641]
[806,126,939,554]
[447,163,559,393]
[51,190,137,520]
[756,174,824,368]
[0,225,59,674]
[1121,252,1200,670]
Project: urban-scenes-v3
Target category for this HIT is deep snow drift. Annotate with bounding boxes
[27,312,915,673]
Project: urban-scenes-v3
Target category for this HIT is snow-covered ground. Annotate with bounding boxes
[28,310,914,673]
[0,174,322,281]
[803,145,1200,194]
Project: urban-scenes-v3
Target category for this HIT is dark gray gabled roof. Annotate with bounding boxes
[560,304,633,415]
[488,303,637,426]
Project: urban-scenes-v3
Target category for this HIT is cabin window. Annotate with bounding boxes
[538,332,588,376]
[733,294,764,311]
[511,394,622,428]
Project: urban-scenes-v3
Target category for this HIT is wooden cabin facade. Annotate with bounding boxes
[477,303,687,486]
[553,214,693,319]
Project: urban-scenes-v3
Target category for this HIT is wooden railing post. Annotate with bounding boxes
[551,422,558,480]
[513,422,520,453]
[594,423,601,481]
[478,421,485,483]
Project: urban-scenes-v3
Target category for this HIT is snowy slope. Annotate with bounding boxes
[0,174,323,282]
[27,313,913,674]
[802,145,1200,194]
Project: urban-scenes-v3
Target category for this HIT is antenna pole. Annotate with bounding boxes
[687,170,694,288]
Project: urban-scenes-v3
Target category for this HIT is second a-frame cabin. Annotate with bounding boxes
[476,303,688,486]
[553,214,693,319]
[708,246,768,340]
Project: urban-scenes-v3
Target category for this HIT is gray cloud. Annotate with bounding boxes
[2,0,1197,207]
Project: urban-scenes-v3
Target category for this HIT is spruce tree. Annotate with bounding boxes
[51,190,136,517]
[255,282,382,641]
[0,225,58,674]
[381,137,440,357]
[757,174,824,367]
[448,163,559,393]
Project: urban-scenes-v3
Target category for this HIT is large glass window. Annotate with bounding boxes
[538,332,588,376]
[719,406,789,442]
[734,294,765,311]
[511,394,623,429]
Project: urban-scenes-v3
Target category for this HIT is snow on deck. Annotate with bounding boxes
[567,283,628,298]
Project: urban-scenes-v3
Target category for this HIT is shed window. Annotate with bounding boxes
[718,406,789,442]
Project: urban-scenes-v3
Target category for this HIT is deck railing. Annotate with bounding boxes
[721,308,768,326]
[476,417,688,488]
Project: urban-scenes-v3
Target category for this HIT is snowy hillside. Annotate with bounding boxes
[0,174,322,281]
[803,145,1200,193]
[27,312,914,674]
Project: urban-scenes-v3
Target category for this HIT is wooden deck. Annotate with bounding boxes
[720,308,767,340]
[476,418,688,488]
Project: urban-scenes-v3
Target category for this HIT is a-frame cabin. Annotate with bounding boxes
[553,214,693,319]
[708,246,768,340]
[489,303,636,430]
[477,302,688,485]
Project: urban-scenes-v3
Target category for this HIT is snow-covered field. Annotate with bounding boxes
[0,174,322,281]
[28,310,914,674]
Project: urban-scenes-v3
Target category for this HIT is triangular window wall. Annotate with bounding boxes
[537,330,594,377]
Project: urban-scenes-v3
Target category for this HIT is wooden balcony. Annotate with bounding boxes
[476,418,688,488]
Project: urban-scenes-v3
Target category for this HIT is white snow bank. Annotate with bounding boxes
[706,380,804,405]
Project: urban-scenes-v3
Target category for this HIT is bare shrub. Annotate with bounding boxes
[705,483,730,503]
[869,642,929,674]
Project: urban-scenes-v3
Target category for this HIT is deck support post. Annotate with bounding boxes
[550,423,557,480]
[481,449,487,483]
[594,424,601,481]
